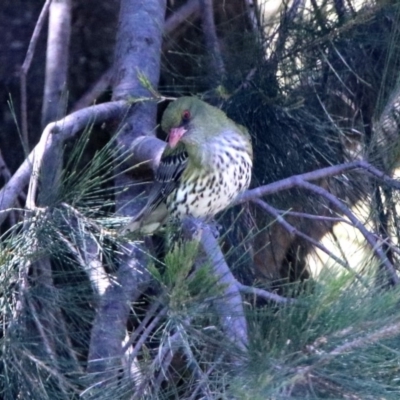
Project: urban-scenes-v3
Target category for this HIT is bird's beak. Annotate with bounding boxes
[168,127,187,149]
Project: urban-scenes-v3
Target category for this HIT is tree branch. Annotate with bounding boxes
[20,0,53,152]
[298,180,399,285]
[290,320,400,390]
[236,160,400,204]
[182,218,248,354]
[87,0,166,385]
[70,0,200,112]
[237,281,297,304]
[0,100,129,224]
[41,0,71,128]
[199,0,225,85]
[252,199,368,285]
[87,243,151,378]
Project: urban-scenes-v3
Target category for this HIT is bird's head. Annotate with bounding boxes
[161,97,228,149]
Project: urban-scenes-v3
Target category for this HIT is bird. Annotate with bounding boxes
[121,96,253,235]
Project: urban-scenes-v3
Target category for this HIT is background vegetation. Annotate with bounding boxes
[2,0,400,398]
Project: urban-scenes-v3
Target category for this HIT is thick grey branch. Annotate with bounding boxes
[182,218,248,353]
[112,0,166,217]
[41,0,71,128]
[87,243,151,378]
[199,0,225,84]
[87,0,166,386]
[71,0,200,112]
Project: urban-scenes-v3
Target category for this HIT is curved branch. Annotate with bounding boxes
[0,100,129,223]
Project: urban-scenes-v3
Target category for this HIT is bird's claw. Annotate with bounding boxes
[180,217,222,240]
[207,220,222,238]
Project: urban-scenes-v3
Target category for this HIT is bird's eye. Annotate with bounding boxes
[182,110,191,123]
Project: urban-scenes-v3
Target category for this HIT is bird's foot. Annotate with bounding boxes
[207,220,222,239]
[181,217,222,240]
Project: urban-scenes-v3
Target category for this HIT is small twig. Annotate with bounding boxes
[125,306,168,361]
[309,0,329,34]
[12,348,78,393]
[13,209,51,321]
[131,332,181,400]
[60,202,106,234]
[270,0,305,66]
[27,296,69,396]
[20,0,53,152]
[376,234,400,257]
[274,208,348,224]
[237,281,297,304]
[176,325,214,399]
[153,345,175,391]
[123,298,163,352]
[290,320,400,388]
[232,68,257,96]
[188,354,223,400]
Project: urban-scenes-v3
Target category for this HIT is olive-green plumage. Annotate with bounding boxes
[122,97,253,234]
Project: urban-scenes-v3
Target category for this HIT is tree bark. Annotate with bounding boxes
[86,0,167,384]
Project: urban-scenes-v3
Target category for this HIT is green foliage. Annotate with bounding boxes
[232,270,400,399]
[0,125,126,399]
[2,131,400,398]
[3,1,400,399]
[148,240,224,330]
[60,127,128,213]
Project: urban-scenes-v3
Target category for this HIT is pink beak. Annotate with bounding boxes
[168,127,187,148]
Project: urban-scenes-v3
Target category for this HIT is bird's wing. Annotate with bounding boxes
[122,144,188,233]
[144,143,188,214]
